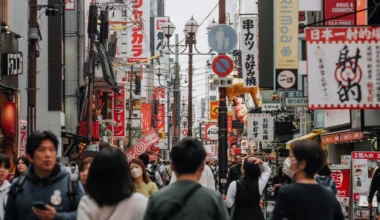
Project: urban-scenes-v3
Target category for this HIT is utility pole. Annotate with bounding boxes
[127,66,134,150]
[187,34,194,137]
[86,4,98,140]
[27,0,38,136]
[218,0,229,196]
[173,34,181,146]
[167,60,171,151]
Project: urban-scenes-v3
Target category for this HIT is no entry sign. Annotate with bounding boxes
[212,55,234,77]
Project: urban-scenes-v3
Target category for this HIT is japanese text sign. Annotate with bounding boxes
[331,169,351,198]
[299,11,307,38]
[205,124,218,141]
[322,134,340,144]
[126,129,160,161]
[284,91,308,107]
[306,27,380,109]
[154,88,165,140]
[113,86,125,137]
[154,17,168,55]
[127,0,150,62]
[240,16,259,88]
[262,90,282,112]
[275,0,298,91]
[141,103,152,133]
[323,0,355,26]
[247,114,274,142]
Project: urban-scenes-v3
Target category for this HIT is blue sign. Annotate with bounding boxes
[314,110,325,129]
[208,25,237,53]
[212,55,234,77]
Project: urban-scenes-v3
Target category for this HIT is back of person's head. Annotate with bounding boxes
[243,158,261,179]
[87,147,133,207]
[26,130,58,157]
[0,154,10,170]
[79,157,93,173]
[290,140,325,178]
[98,142,110,151]
[318,164,332,176]
[138,153,150,166]
[170,137,206,175]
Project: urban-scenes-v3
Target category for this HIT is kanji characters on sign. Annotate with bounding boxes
[240,16,259,88]
[247,114,274,142]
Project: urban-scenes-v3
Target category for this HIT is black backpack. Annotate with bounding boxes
[9,173,79,211]
[147,169,160,187]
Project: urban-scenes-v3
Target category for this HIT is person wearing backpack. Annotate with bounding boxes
[143,137,229,220]
[315,164,337,195]
[138,154,163,188]
[4,131,85,220]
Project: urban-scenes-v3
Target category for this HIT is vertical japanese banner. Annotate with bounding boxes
[113,85,125,137]
[323,0,356,26]
[247,114,274,142]
[240,16,259,88]
[228,116,232,133]
[299,11,308,38]
[154,17,169,55]
[19,120,27,156]
[127,0,150,62]
[141,103,152,134]
[306,27,380,109]
[331,169,351,207]
[154,88,165,140]
[275,0,298,91]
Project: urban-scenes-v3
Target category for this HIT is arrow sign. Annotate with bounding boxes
[213,107,219,115]
[212,55,234,77]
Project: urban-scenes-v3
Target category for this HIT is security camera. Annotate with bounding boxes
[184,80,188,83]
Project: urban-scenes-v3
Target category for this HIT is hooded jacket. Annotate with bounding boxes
[0,180,11,220]
[4,163,85,220]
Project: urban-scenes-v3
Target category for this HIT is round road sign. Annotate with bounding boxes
[182,129,188,136]
[212,55,234,77]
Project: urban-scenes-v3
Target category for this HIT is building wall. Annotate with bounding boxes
[13,0,64,153]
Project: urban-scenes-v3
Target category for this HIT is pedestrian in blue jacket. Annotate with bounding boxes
[4,130,85,220]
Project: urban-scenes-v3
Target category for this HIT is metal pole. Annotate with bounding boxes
[187,35,193,137]
[127,66,134,151]
[174,34,181,145]
[27,0,38,136]
[167,60,171,151]
[218,0,228,196]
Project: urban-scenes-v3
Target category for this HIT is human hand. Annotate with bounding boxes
[247,157,263,165]
[32,205,56,220]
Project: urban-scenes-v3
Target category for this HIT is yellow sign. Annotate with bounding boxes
[210,101,219,119]
[275,0,298,70]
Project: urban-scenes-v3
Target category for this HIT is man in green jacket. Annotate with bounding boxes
[143,137,229,220]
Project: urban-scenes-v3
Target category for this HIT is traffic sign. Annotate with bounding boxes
[208,24,237,53]
[212,55,234,77]
[182,129,188,136]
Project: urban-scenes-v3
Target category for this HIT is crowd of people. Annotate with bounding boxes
[0,130,352,219]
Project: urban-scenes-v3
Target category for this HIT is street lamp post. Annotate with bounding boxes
[162,17,214,139]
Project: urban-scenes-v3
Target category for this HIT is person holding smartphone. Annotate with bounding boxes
[5,131,85,220]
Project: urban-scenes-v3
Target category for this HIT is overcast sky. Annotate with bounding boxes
[166,0,219,101]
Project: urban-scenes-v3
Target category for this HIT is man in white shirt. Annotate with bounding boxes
[0,154,12,220]
[170,163,215,190]
[163,162,172,186]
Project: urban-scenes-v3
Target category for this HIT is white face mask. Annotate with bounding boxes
[131,167,143,178]
[283,157,298,178]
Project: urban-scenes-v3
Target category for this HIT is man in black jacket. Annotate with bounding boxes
[368,166,380,220]
[228,155,243,189]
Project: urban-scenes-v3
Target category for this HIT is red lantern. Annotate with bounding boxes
[1,102,16,140]
[152,147,159,154]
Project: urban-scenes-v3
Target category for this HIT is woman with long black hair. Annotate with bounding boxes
[226,157,271,220]
[13,156,29,179]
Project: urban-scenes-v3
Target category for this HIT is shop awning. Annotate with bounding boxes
[286,129,323,149]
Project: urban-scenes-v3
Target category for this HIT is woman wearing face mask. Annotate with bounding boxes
[13,156,30,179]
[226,157,271,220]
[271,140,344,220]
[129,159,158,198]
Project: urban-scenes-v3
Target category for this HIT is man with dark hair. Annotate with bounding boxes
[5,131,85,220]
[0,154,11,219]
[138,153,163,188]
[227,155,243,188]
[143,137,229,220]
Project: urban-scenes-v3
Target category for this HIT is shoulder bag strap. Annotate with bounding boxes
[165,168,171,179]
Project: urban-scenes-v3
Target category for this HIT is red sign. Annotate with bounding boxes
[141,103,152,133]
[352,152,380,159]
[212,55,234,77]
[65,0,75,10]
[113,86,125,137]
[331,169,351,198]
[356,0,367,25]
[339,131,364,142]
[323,0,356,26]
[182,129,188,137]
[126,129,160,160]
[228,116,232,133]
[205,123,218,141]
[322,134,340,144]
[154,88,165,139]
[128,0,146,62]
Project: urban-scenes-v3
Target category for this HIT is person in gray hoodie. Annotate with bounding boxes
[4,131,85,220]
[0,154,11,220]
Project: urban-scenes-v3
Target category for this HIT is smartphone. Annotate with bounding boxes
[32,202,47,210]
